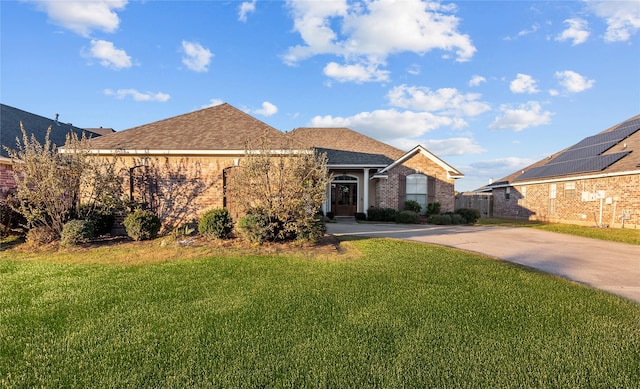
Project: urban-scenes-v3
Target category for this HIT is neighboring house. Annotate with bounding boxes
[477,114,640,228]
[84,103,462,225]
[288,127,463,216]
[0,104,100,192]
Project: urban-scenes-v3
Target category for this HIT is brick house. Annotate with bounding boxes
[0,104,101,193]
[84,103,462,224]
[477,114,640,228]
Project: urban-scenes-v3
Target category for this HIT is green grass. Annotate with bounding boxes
[476,218,640,245]
[1,238,639,388]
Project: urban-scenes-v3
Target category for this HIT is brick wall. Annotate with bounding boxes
[375,153,457,212]
[492,174,640,228]
[0,163,16,193]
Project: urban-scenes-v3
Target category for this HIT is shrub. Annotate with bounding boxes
[60,219,94,246]
[26,226,58,245]
[198,208,234,239]
[355,212,367,221]
[326,212,335,220]
[367,207,398,222]
[123,209,161,241]
[426,202,441,216]
[404,200,422,213]
[0,191,25,238]
[236,208,276,244]
[396,210,419,224]
[455,208,481,224]
[450,213,466,225]
[291,216,326,243]
[428,214,452,225]
[79,205,115,236]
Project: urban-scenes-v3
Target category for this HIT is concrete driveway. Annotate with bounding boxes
[326,220,640,304]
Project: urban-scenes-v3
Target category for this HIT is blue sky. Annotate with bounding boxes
[1,0,639,191]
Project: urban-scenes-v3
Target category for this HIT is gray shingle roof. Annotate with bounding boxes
[287,127,405,166]
[1,104,99,158]
[87,103,291,152]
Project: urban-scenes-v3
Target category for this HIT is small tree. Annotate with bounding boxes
[227,134,330,242]
[4,123,124,238]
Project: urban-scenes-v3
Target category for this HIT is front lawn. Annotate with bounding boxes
[1,238,639,387]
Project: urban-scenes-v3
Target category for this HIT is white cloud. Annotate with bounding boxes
[489,101,552,131]
[387,85,491,117]
[323,61,390,83]
[504,23,539,40]
[104,88,170,102]
[309,109,457,142]
[252,101,278,117]
[556,18,590,45]
[181,41,213,72]
[87,39,131,69]
[468,75,486,87]
[422,138,487,156]
[27,0,127,37]
[239,0,257,22]
[284,0,475,82]
[510,73,539,94]
[586,0,640,42]
[554,70,595,93]
[201,99,225,109]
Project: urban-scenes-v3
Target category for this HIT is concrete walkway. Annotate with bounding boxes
[327,219,640,304]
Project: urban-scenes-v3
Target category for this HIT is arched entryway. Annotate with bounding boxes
[331,175,358,216]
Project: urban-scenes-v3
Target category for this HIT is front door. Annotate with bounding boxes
[332,183,357,216]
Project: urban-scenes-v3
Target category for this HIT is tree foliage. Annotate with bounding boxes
[227,134,330,242]
[4,123,124,237]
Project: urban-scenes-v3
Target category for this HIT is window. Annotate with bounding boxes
[406,174,427,213]
[564,182,576,198]
[505,187,511,200]
[549,183,557,214]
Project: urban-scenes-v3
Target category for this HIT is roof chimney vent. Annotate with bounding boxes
[54,113,60,126]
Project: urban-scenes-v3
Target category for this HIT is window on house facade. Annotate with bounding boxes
[549,183,557,214]
[406,173,427,213]
[564,181,576,198]
[505,187,511,200]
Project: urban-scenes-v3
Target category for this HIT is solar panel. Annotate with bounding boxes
[551,140,617,163]
[517,151,631,180]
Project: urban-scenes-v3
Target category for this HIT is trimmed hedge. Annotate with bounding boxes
[60,219,94,246]
[403,200,421,213]
[367,207,398,222]
[198,208,233,239]
[123,209,161,241]
[396,210,419,224]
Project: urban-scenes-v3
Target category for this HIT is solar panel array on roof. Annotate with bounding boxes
[515,116,640,181]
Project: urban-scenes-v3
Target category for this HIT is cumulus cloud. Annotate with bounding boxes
[181,41,213,72]
[309,109,458,142]
[239,0,257,22]
[87,39,131,69]
[510,73,539,94]
[468,75,486,87]
[26,0,127,37]
[586,0,640,42]
[104,88,170,102]
[201,99,225,109]
[323,61,390,83]
[387,85,491,117]
[252,101,278,117]
[556,18,590,45]
[422,138,487,156]
[284,0,475,82]
[489,101,552,131]
[555,70,595,93]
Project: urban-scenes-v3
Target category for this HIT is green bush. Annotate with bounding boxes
[396,210,419,224]
[404,200,422,213]
[60,219,95,246]
[355,212,367,221]
[198,208,233,239]
[79,205,115,236]
[123,209,161,241]
[367,207,398,222]
[237,208,276,244]
[450,213,466,225]
[291,216,326,243]
[426,202,441,216]
[326,212,335,220]
[455,208,481,224]
[428,214,452,225]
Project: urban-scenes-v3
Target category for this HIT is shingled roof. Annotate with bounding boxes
[482,114,640,189]
[287,127,405,166]
[1,104,99,159]
[87,103,292,153]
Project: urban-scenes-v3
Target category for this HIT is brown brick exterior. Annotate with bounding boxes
[0,163,16,193]
[375,153,456,213]
[492,174,640,228]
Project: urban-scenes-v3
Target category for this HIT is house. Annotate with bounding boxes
[288,127,463,216]
[84,103,462,225]
[0,104,101,193]
[477,114,640,228]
